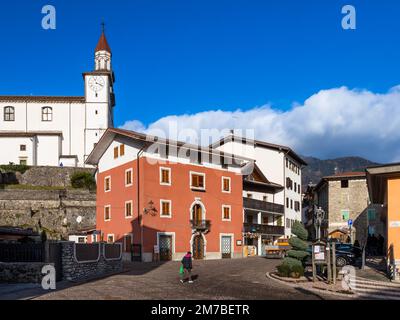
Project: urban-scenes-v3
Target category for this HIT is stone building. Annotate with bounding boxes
[312,172,384,245]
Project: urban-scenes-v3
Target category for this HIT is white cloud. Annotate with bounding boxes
[120,86,400,163]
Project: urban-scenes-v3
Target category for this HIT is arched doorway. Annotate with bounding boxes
[192,234,205,260]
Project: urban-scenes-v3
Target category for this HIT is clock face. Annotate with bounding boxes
[88,76,105,92]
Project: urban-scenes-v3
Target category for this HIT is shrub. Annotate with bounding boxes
[290,264,305,278]
[289,237,309,252]
[277,263,291,277]
[277,221,309,278]
[0,164,30,174]
[287,249,309,261]
[71,172,96,190]
[291,221,308,241]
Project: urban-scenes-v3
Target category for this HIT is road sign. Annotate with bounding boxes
[348,219,353,227]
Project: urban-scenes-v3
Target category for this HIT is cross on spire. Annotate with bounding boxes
[95,21,111,53]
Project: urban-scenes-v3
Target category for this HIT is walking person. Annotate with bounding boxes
[180,251,193,284]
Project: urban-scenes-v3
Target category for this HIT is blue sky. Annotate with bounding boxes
[1,0,399,161]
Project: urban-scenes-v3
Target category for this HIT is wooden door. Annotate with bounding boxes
[193,204,202,223]
[192,235,204,260]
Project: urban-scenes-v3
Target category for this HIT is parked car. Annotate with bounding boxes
[335,243,362,267]
[305,243,362,267]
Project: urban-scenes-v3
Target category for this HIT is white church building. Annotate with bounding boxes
[0,30,115,167]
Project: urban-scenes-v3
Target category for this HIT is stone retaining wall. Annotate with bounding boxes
[61,242,122,282]
[0,262,53,284]
[0,166,95,187]
[0,189,96,239]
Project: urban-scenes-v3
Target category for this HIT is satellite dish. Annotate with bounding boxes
[76,216,83,224]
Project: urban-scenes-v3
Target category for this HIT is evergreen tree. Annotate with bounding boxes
[277,221,309,278]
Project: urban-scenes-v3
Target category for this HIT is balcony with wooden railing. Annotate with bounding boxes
[243,197,284,215]
[243,223,285,236]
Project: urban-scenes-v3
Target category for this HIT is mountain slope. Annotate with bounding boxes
[302,156,380,186]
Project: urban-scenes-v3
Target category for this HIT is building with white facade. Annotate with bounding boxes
[0,30,115,167]
[212,135,307,253]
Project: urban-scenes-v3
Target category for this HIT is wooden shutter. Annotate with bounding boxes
[162,202,170,216]
[224,207,230,220]
[120,144,125,156]
[223,178,230,191]
[114,147,119,159]
[198,175,204,188]
[162,169,169,184]
[126,202,132,217]
[192,174,198,187]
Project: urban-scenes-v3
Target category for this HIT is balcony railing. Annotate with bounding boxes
[190,220,211,231]
[243,197,284,215]
[243,223,285,236]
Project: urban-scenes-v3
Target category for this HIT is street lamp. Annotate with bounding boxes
[314,206,325,241]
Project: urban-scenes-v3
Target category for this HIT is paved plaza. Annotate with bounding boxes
[33,257,337,300]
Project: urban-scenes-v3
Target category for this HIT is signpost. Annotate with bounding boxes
[312,241,327,282]
[348,219,353,243]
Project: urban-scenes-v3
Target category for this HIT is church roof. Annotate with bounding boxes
[95,31,111,53]
[0,96,85,103]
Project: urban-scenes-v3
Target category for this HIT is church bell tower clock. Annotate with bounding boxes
[83,24,116,163]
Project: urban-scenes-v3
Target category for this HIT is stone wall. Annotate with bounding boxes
[0,262,53,284]
[0,189,96,239]
[0,166,95,187]
[61,242,122,282]
[327,178,384,245]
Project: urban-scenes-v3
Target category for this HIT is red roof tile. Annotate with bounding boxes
[95,31,111,53]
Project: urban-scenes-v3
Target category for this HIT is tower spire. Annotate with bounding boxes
[95,22,111,54]
[94,22,112,71]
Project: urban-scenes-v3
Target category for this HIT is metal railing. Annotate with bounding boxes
[0,243,45,262]
[190,220,211,230]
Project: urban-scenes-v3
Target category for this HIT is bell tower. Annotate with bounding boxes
[83,24,116,164]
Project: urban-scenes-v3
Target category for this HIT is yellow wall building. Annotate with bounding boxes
[366,163,400,280]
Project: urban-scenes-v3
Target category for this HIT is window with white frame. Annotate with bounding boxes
[222,177,231,193]
[125,201,133,218]
[190,172,205,190]
[160,200,172,218]
[104,176,111,192]
[160,167,171,186]
[222,205,231,221]
[104,205,111,221]
[125,169,133,186]
[107,234,114,243]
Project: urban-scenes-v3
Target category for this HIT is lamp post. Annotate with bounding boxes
[314,206,325,241]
